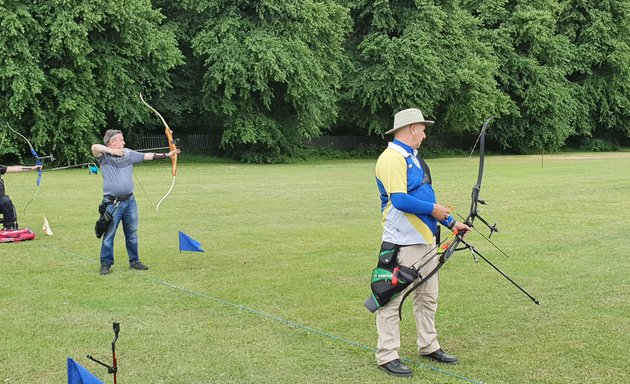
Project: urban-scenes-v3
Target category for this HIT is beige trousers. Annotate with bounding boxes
[375,243,441,365]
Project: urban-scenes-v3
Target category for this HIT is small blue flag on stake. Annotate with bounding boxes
[67,357,104,384]
[179,231,204,253]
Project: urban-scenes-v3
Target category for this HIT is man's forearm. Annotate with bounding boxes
[151,153,169,160]
[91,144,109,156]
[390,193,434,215]
[5,165,37,173]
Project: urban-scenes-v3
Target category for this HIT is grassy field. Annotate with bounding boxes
[1,152,629,383]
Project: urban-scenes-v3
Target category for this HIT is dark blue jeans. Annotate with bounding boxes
[99,196,139,266]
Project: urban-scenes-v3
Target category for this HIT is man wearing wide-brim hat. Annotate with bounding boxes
[373,108,470,377]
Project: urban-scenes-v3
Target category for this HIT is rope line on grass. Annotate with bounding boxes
[51,244,484,384]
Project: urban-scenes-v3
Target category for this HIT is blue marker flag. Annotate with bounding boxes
[179,231,204,253]
[67,357,104,384]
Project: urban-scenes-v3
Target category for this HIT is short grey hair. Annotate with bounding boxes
[103,129,123,145]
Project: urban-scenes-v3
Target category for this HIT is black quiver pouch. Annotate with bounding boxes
[94,202,113,239]
[364,242,419,312]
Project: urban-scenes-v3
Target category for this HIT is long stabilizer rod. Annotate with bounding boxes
[461,238,540,305]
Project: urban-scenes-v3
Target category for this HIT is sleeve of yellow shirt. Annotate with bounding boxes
[376,150,407,195]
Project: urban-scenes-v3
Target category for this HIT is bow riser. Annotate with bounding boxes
[164,128,177,177]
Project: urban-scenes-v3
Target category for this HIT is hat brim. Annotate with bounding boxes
[385,120,434,135]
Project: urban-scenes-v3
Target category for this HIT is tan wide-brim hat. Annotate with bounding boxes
[385,108,434,135]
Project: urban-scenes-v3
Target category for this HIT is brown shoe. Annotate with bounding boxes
[100,264,111,275]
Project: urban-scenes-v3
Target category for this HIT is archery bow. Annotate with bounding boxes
[139,93,178,213]
[6,125,54,214]
[397,117,539,320]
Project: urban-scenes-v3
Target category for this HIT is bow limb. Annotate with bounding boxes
[462,116,502,239]
[7,125,46,213]
[7,125,41,166]
[139,93,178,213]
[465,116,493,225]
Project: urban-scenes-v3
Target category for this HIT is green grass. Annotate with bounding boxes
[1,153,629,383]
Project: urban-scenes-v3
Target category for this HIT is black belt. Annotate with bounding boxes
[104,193,133,203]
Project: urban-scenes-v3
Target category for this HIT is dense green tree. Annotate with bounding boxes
[340,0,511,138]
[182,0,351,162]
[0,0,182,164]
[464,0,579,151]
[3,0,628,162]
[150,0,209,135]
[558,0,630,144]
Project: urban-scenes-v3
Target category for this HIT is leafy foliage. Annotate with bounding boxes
[476,0,579,151]
[0,0,182,164]
[2,0,630,163]
[580,137,618,152]
[558,0,630,139]
[185,0,351,162]
[341,0,511,137]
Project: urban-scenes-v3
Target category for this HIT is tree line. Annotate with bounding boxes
[1,0,629,163]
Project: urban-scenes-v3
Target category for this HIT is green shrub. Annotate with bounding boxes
[580,138,618,152]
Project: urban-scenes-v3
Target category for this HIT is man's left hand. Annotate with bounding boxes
[452,221,471,235]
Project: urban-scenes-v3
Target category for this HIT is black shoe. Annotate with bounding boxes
[378,359,413,377]
[100,264,111,275]
[130,260,149,270]
[421,348,458,364]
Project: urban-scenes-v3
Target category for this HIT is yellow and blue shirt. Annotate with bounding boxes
[375,140,451,245]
